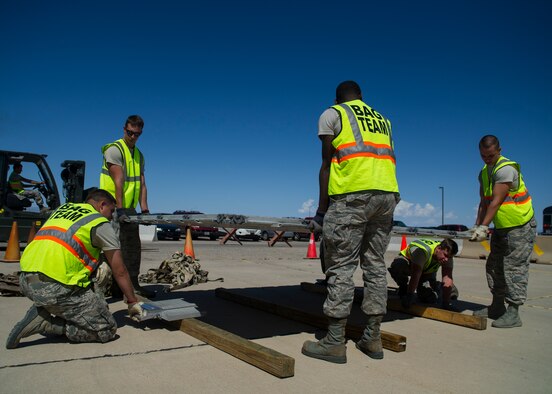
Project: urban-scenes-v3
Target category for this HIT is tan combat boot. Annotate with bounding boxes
[356,315,384,359]
[492,304,522,328]
[473,295,506,319]
[302,318,347,364]
[6,306,65,349]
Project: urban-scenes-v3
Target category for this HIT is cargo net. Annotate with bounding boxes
[0,272,23,296]
[139,251,223,292]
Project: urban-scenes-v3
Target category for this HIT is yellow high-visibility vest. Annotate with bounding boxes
[481,156,533,229]
[20,202,108,287]
[8,173,24,193]
[328,100,399,195]
[400,239,441,274]
[100,139,142,208]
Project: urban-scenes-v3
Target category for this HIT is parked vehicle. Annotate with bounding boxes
[290,217,320,241]
[260,229,294,241]
[156,224,181,241]
[543,206,552,235]
[236,228,261,241]
[435,224,469,232]
[173,210,219,240]
[292,231,319,241]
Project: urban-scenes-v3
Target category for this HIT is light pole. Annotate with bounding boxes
[439,186,444,225]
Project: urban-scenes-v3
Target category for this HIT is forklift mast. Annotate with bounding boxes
[60,160,86,203]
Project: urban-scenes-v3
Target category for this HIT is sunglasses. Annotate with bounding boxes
[125,129,142,137]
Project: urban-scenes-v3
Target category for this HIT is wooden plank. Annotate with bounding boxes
[215,287,406,353]
[300,282,487,330]
[387,299,487,330]
[136,294,294,378]
[173,318,294,378]
[0,282,21,295]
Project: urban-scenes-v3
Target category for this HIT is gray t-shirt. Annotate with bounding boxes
[318,108,341,137]
[479,164,519,191]
[104,145,145,172]
[91,222,120,251]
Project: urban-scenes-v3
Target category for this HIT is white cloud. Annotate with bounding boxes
[395,200,436,217]
[298,199,315,214]
[445,211,457,220]
[394,199,464,226]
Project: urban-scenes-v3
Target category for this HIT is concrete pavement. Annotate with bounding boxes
[1,238,551,393]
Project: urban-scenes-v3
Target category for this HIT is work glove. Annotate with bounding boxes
[128,302,145,322]
[400,293,415,309]
[116,208,130,224]
[140,209,150,215]
[469,225,489,242]
[308,211,325,234]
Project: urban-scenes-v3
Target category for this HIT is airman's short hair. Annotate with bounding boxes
[439,238,459,256]
[86,188,116,205]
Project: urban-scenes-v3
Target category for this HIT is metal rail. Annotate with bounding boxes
[126,213,473,239]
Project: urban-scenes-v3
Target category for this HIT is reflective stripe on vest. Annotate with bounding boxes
[480,156,534,229]
[328,100,399,195]
[400,239,441,274]
[20,203,108,287]
[8,174,24,193]
[100,139,142,208]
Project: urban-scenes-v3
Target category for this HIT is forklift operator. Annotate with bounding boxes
[8,163,48,213]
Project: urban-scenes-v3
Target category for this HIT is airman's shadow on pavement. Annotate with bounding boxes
[111,282,486,341]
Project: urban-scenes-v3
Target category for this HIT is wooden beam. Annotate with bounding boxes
[300,282,487,330]
[172,318,294,378]
[387,299,487,330]
[215,287,406,353]
[136,294,294,378]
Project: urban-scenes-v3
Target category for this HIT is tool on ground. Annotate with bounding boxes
[135,299,202,322]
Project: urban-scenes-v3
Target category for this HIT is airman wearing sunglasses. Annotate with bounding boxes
[100,115,154,298]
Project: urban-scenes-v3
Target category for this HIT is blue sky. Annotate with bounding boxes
[1,1,551,229]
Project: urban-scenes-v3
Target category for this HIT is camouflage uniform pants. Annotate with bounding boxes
[19,189,44,206]
[486,217,536,305]
[388,256,438,290]
[323,191,397,318]
[388,257,459,303]
[20,272,117,343]
[113,208,142,282]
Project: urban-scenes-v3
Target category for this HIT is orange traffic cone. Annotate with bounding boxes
[27,222,37,244]
[305,232,318,259]
[1,221,21,262]
[400,235,407,250]
[184,226,196,259]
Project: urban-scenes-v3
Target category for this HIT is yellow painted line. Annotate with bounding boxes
[533,244,544,256]
[481,240,490,252]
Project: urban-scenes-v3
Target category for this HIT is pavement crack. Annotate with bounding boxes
[526,294,552,301]
[0,343,207,370]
